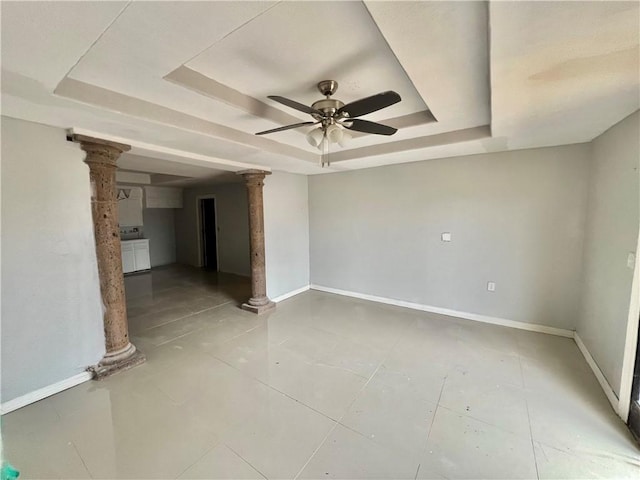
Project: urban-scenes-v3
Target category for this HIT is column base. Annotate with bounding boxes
[241,301,276,315]
[89,349,146,380]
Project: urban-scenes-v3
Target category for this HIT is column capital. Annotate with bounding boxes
[69,133,131,167]
[236,168,271,185]
[237,169,272,177]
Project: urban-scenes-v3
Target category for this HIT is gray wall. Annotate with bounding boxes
[309,144,591,330]
[175,182,250,276]
[1,117,105,403]
[143,208,177,267]
[577,111,640,396]
[264,171,310,299]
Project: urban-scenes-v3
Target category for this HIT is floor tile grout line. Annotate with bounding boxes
[224,443,269,480]
[273,305,410,354]
[174,442,220,479]
[132,300,233,333]
[144,287,539,455]
[335,420,426,460]
[205,351,343,424]
[434,403,534,442]
[138,306,250,348]
[291,420,341,480]
[535,438,640,467]
[292,326,411,479]
[127,290,222,313]
[153,324,218,347]
[199,350,348,478]
[518,352,541,480]
[201,323,420,436]
[70,440,94,479]
[424,375,448,452]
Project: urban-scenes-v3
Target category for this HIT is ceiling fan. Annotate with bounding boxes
[255,80,401,166]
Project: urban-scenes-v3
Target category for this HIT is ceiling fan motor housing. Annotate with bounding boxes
[311,98,345,119]
[312,80,346,120]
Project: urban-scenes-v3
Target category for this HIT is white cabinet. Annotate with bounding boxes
[117,187,143,227]
[144,186,183,209]
[134,242,151,271]
[121,243,136,274]
[121,239,150,273]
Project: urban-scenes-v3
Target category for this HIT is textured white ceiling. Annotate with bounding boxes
[1,1,638,180]
[490,1,640,146]
[187,1,427,120]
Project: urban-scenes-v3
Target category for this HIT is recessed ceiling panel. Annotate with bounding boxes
[365,1,490,127]
[66,1,282,130]
[186,1,428,123]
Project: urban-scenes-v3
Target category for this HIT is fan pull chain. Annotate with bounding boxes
[321,130,330,167]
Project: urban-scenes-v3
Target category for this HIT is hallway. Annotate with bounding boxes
[2,266,638,479]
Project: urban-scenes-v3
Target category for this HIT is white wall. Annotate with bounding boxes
[577,111,640,396]
[309,145,591,330]
[143,208,176,267]
[175,182,250,276]
[264,171,310,299]
[1,117,104,403]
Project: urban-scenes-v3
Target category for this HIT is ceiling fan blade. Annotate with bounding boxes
[343,118,398,136]
[268,95,323,116]
[255,121,316,136]
[337,91,401,118]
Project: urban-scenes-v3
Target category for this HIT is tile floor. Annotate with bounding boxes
[2,265,639,479]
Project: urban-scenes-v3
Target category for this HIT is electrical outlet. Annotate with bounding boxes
[441,232,452,242]
[487,281,496,292]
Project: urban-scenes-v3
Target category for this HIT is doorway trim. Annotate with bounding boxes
[619,224,640,421]
[195,194,220,271]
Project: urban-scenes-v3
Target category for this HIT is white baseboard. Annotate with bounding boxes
[1,371,92,415]
[310,284,575,338]
[272,285,310,303]
[573,332,620,415]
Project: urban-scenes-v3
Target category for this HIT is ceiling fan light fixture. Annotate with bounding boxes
[318,135,329,151]
[338,129,352,148]
[326,124,343,144]
[258,81,401,166]
[306,127,323,148]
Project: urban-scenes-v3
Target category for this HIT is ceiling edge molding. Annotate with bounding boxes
[55,77,319,163]
[165,65,438,140]
[165,65,307,129]
[68,127,271,172]
[330,125,492,162]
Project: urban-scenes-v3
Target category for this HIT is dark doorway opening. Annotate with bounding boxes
[200,197,218,271]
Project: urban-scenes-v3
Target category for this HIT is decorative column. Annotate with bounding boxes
[237,169,276,314]
[70,133,145,378]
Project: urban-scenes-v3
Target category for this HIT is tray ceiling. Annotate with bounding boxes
[1,1,638,178]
